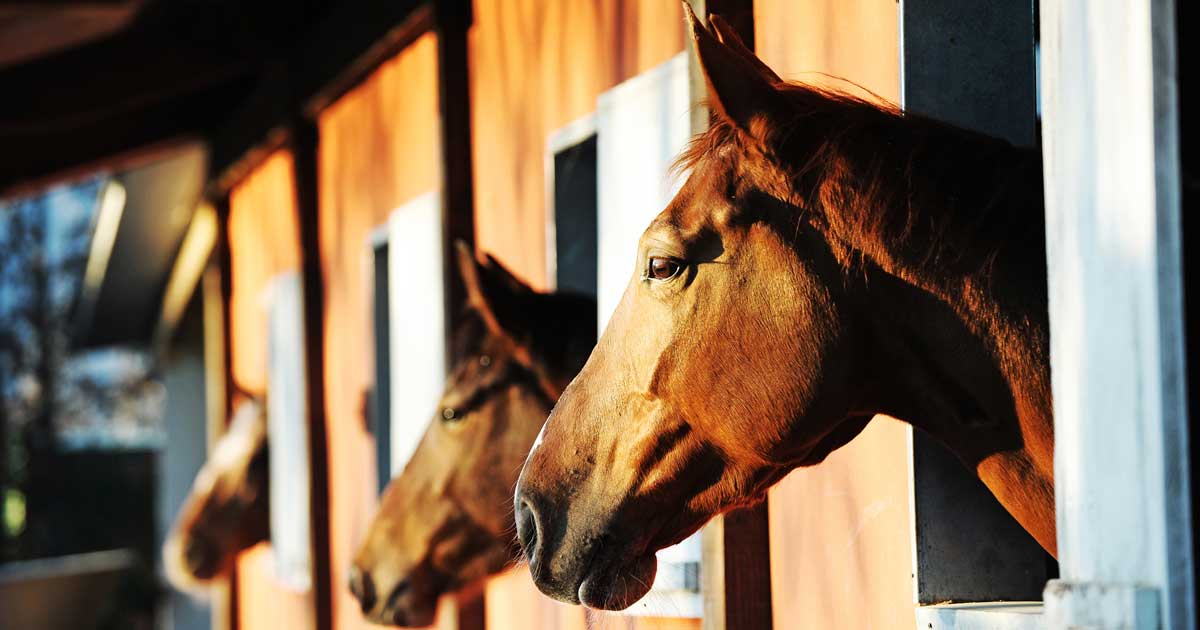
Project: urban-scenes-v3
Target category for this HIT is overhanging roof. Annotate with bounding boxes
[73,144,206,349]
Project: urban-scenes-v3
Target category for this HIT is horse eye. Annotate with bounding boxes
[647,257,682,281]
[442,407,460,422]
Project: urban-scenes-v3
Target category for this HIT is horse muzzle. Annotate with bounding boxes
[514,482,657,610]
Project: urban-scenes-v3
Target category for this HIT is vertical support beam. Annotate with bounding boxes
[1040,0,1193,628]
[687,3,773,630]
[290,120,334,630]
[433,3,484,628]
[1178,0,1200,612]
[434,0,477,361]
[208,194,238,630]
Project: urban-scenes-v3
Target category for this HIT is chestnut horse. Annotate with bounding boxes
[349,244,596,626]
[163,398,269,591]
[514,8,1054,610]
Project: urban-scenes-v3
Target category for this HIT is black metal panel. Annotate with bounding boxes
[903,0,1051,604]
[904,1,1039,148]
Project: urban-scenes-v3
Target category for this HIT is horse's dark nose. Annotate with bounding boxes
[514,493,543,569]
[349,565,376,614]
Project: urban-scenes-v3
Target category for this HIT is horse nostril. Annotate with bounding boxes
[515,496,541,565]
[349,565,376,614]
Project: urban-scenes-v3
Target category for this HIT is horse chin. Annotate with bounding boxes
[578,553,657,611]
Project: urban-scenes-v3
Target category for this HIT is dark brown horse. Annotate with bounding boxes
[163,398,269,591]
[349,244,596,626]
[514,8,1054,610]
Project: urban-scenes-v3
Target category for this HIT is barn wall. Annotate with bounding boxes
[468,1,705,627]
[228,4,905,630]
[226,150,315,629]
[753,2,914,629]
[315,32,444,630]
[470,0,685,291]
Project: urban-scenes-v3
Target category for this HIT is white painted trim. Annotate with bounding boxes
[595,51,691,330]
[386,191,445,476]
[543,113,598,291]
[916,603,1043,630]
[1040,0,1192,628]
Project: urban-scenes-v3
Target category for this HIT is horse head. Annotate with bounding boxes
[514,7,1054,610]
[349,243,595,626]
[164,398,270,591]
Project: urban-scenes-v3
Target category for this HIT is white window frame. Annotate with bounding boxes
[383,191,446,476]
[1040,1,1193,629]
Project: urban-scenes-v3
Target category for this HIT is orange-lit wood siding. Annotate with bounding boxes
[227,150,314,629]
[469,1,699,628]
[754,2,912,629]
[470,0,685,291]
[316,32,443,630]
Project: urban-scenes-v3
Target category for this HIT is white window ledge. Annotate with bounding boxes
[916,602,1043,630]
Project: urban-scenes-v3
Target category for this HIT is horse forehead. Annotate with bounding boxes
[665,168,741,230]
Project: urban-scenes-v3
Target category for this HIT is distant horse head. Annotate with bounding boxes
[350,243,596,627]
[164,398,269,590]
[514,8,1054,610]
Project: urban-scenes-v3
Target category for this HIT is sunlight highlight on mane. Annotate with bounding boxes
[675,78,1041,294]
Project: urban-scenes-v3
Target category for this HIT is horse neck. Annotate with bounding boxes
[813,120,1057,552]
[844,160,1060,549]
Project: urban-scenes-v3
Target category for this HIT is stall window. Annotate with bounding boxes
[369,234,390,494]
[902,0,1054,625]
[383,193,445,477]
[366,193,445,490]
[551,134,599,299]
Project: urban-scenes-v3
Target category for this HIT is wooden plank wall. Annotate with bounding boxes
[752,2,914,629]
[470,0,685,291]
[315,32,445,630]
[468,1,707,628]
[227,3,914,630]
[226,150,315,629]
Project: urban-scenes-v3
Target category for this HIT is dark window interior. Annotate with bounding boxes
[902,0,1056,602]
[371,242,391,495]
[554,135,599,300]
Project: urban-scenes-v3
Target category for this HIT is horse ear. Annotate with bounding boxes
[684,4,785,139]
[453,240,532,338]
[708,14,781,83]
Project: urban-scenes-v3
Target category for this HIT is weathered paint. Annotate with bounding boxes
[753,2,914,629]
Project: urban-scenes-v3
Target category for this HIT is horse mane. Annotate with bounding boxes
[675,81,1045,300]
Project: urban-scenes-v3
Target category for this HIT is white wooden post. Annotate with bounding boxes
[1040,1,1193,629]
